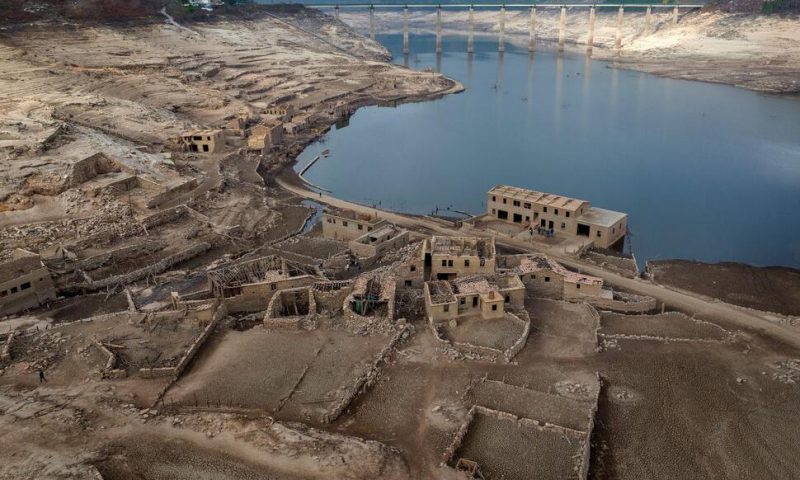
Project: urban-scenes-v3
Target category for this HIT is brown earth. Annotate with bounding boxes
[649,260,800,316]
[1,4,799,480]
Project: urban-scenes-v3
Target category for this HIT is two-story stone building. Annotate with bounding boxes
[425,236,496,281]
[0,249,57,316]
[423,273,525,323]
[321,209,386,242]
[486,185,628,249]
[180,130,224,154]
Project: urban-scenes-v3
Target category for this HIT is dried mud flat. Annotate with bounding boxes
[0,4,799,480]
[648,260,800,316]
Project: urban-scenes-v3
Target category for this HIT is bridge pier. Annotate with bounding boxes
[499,5,505,52]
[403,7,409,54]
[529,6,536,52]
[369,6,376,41]
[558,6,566,52]
[615,6,624,50]
[587,6,595,53]
[645,6,652,35]
[436,5,442,54]
[467,6,474,54]
[673,6,679,24]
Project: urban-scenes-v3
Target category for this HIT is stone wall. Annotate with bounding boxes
[63,242,211,293]
[342,272,397,331]
[349,229,410,261]
[322,322,412,424]
[67,153,134,188]
[312,281,353,314]
[580,249,639,279]
[79,241,164,271]
[141,205,188,229]
[443,403,596,480]
[146,178,199,209]
[584,291,657,314]
[504,311,531,362]
[1,331,15,362]
[93,336,128,380]
[139,302,227,379]
[264,287,317,330]
[223,276,318,314]
[429,311,531,363]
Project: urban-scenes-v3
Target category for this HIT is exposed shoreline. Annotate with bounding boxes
[337,8,800,95]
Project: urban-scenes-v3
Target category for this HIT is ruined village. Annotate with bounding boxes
[1,2,800,480]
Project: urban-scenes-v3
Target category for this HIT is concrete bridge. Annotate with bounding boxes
[307,2,707,53]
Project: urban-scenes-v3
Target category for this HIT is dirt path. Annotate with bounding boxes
[276,172,800,350]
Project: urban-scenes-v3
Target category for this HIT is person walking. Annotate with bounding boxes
[37,367,47,384]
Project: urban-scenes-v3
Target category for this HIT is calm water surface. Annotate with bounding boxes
[297,34,800,267]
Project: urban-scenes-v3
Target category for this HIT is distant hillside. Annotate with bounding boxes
[1,0,256,24]
[2,0,167,22]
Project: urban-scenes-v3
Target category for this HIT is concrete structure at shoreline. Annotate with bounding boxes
[424,273,524,323]
[487,185,627,249]
[322,209,385,242]
[0,249,57,316]
[425,236,496,281]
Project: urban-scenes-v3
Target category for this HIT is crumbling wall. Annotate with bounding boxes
[342,272,397,330]
[312,281,353,314]
[141,205,188,229]
[146,178,199,209]
[429,311,531,363]
[184,204,241,236]
[66,228,127,251]
[79,241,164,271]
[577,373,602,480]
[503,311,531,362]
[66,153,133,188]
[63,242,211,293]
[93,336,127,380]
[223,276,318,314]
[429,318,502,362]
[349,230,410,261]
[171,297,218,324]
[264,287,317,330]
[580,249,639,279]
[140,302,227,379]
[1,331,16,362]
[322,322,413,424]
[443,405,593,479]
[584,291,657,314]
[442,404,479,464]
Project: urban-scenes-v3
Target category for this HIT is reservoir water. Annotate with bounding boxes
[297,34,800,267]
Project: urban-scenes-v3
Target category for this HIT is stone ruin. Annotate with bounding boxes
[312,280,353,316]
[264,287,318,330]
[343,269,397,332]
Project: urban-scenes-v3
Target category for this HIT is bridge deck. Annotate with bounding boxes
[309,3,706,8]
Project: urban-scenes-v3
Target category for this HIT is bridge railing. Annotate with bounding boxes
[307,0,705,53]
